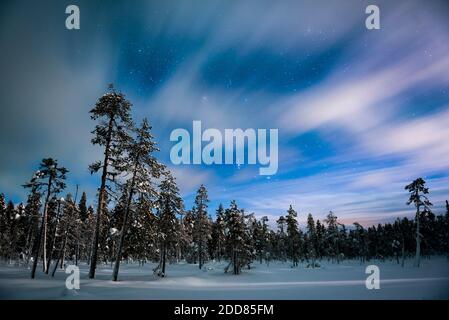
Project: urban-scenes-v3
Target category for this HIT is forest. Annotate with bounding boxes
[1,86,448,282]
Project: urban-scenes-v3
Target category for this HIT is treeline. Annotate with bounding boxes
[0,86,448,280]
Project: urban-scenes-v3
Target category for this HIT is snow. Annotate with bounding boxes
[1,258,448,299]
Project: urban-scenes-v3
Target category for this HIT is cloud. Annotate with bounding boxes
[167,165,216,197]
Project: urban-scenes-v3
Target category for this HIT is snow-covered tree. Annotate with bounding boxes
[22,191,41,264]
[78,192,88,222]
[88,84,133,279]
[45,197,64,273]
[253,216,269,264]
[50,194,79,276]
[306,213,318,267]
[276,215,287,262]
[211,204,226,261]
[112,118,163,281]
[23,158,67,278]
[181,208,195,262]
[224,201,248,275]
[192,185,212,269]
[324,211,340,263]
[155,172,183,277]
[285,205,300,267]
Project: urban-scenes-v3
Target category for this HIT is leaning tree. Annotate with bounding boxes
[112,118,164,281]
[88,84,133,279]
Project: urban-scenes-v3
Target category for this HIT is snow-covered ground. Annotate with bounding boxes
[1,258,448,299]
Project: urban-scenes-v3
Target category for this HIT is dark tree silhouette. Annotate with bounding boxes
[405,178,432,267]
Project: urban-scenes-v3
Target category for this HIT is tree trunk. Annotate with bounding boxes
[60,232,68,269]
[30,174,53,279]
[112,159,138,281]
[198,241,202,269]
[89,115,114,279]
[161,244,166,276]
[46,201,61,274]
[415,205,421,267]
[233,250,238,275]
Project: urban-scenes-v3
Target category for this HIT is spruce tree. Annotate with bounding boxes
[325,211,340,263]
[192,185,211,269]
[306,213,318,267]
[181,209,195,262]
[276,216,287,262]
[23,191,41,264]
[315,219,325,259]
[224,201,247,275]
[155,172,183,277]
[78,192,88,222]
[4,201,16,261]
[211,204,226,261]
[253,216,269,264]
[285,205,300,267]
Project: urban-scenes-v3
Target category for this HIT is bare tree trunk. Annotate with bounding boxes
[31,175,53,279]
[89,116,114,279]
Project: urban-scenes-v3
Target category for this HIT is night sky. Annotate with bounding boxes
[1,0,449,226]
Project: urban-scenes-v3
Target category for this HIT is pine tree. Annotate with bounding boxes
[325,211,340,263]
[224,201,247,275]
[181,208,195,262]
[127,194,158,264]
[242,212,255,269]
[83,205,95,262]
[23,191,41,264]
[155,172,183,277]
[78,192,88,222]
[88,84,133,279]
[51,194,78,276]
[14,203,28,262]
[276,216,287,262]
[3,200,16,261]
[0,193,9,258]
[192,185,211,269]
[23,158,67,278]
[285,205,300,267]
[211,204,226,261]
[405,178,432,267]
[315,219,325,259]
[112,118,163,281]
[353,222,368,262]
[306,213,318,268]
[253,216,269,264]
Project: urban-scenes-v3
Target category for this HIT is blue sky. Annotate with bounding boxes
[1,0,449,226]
